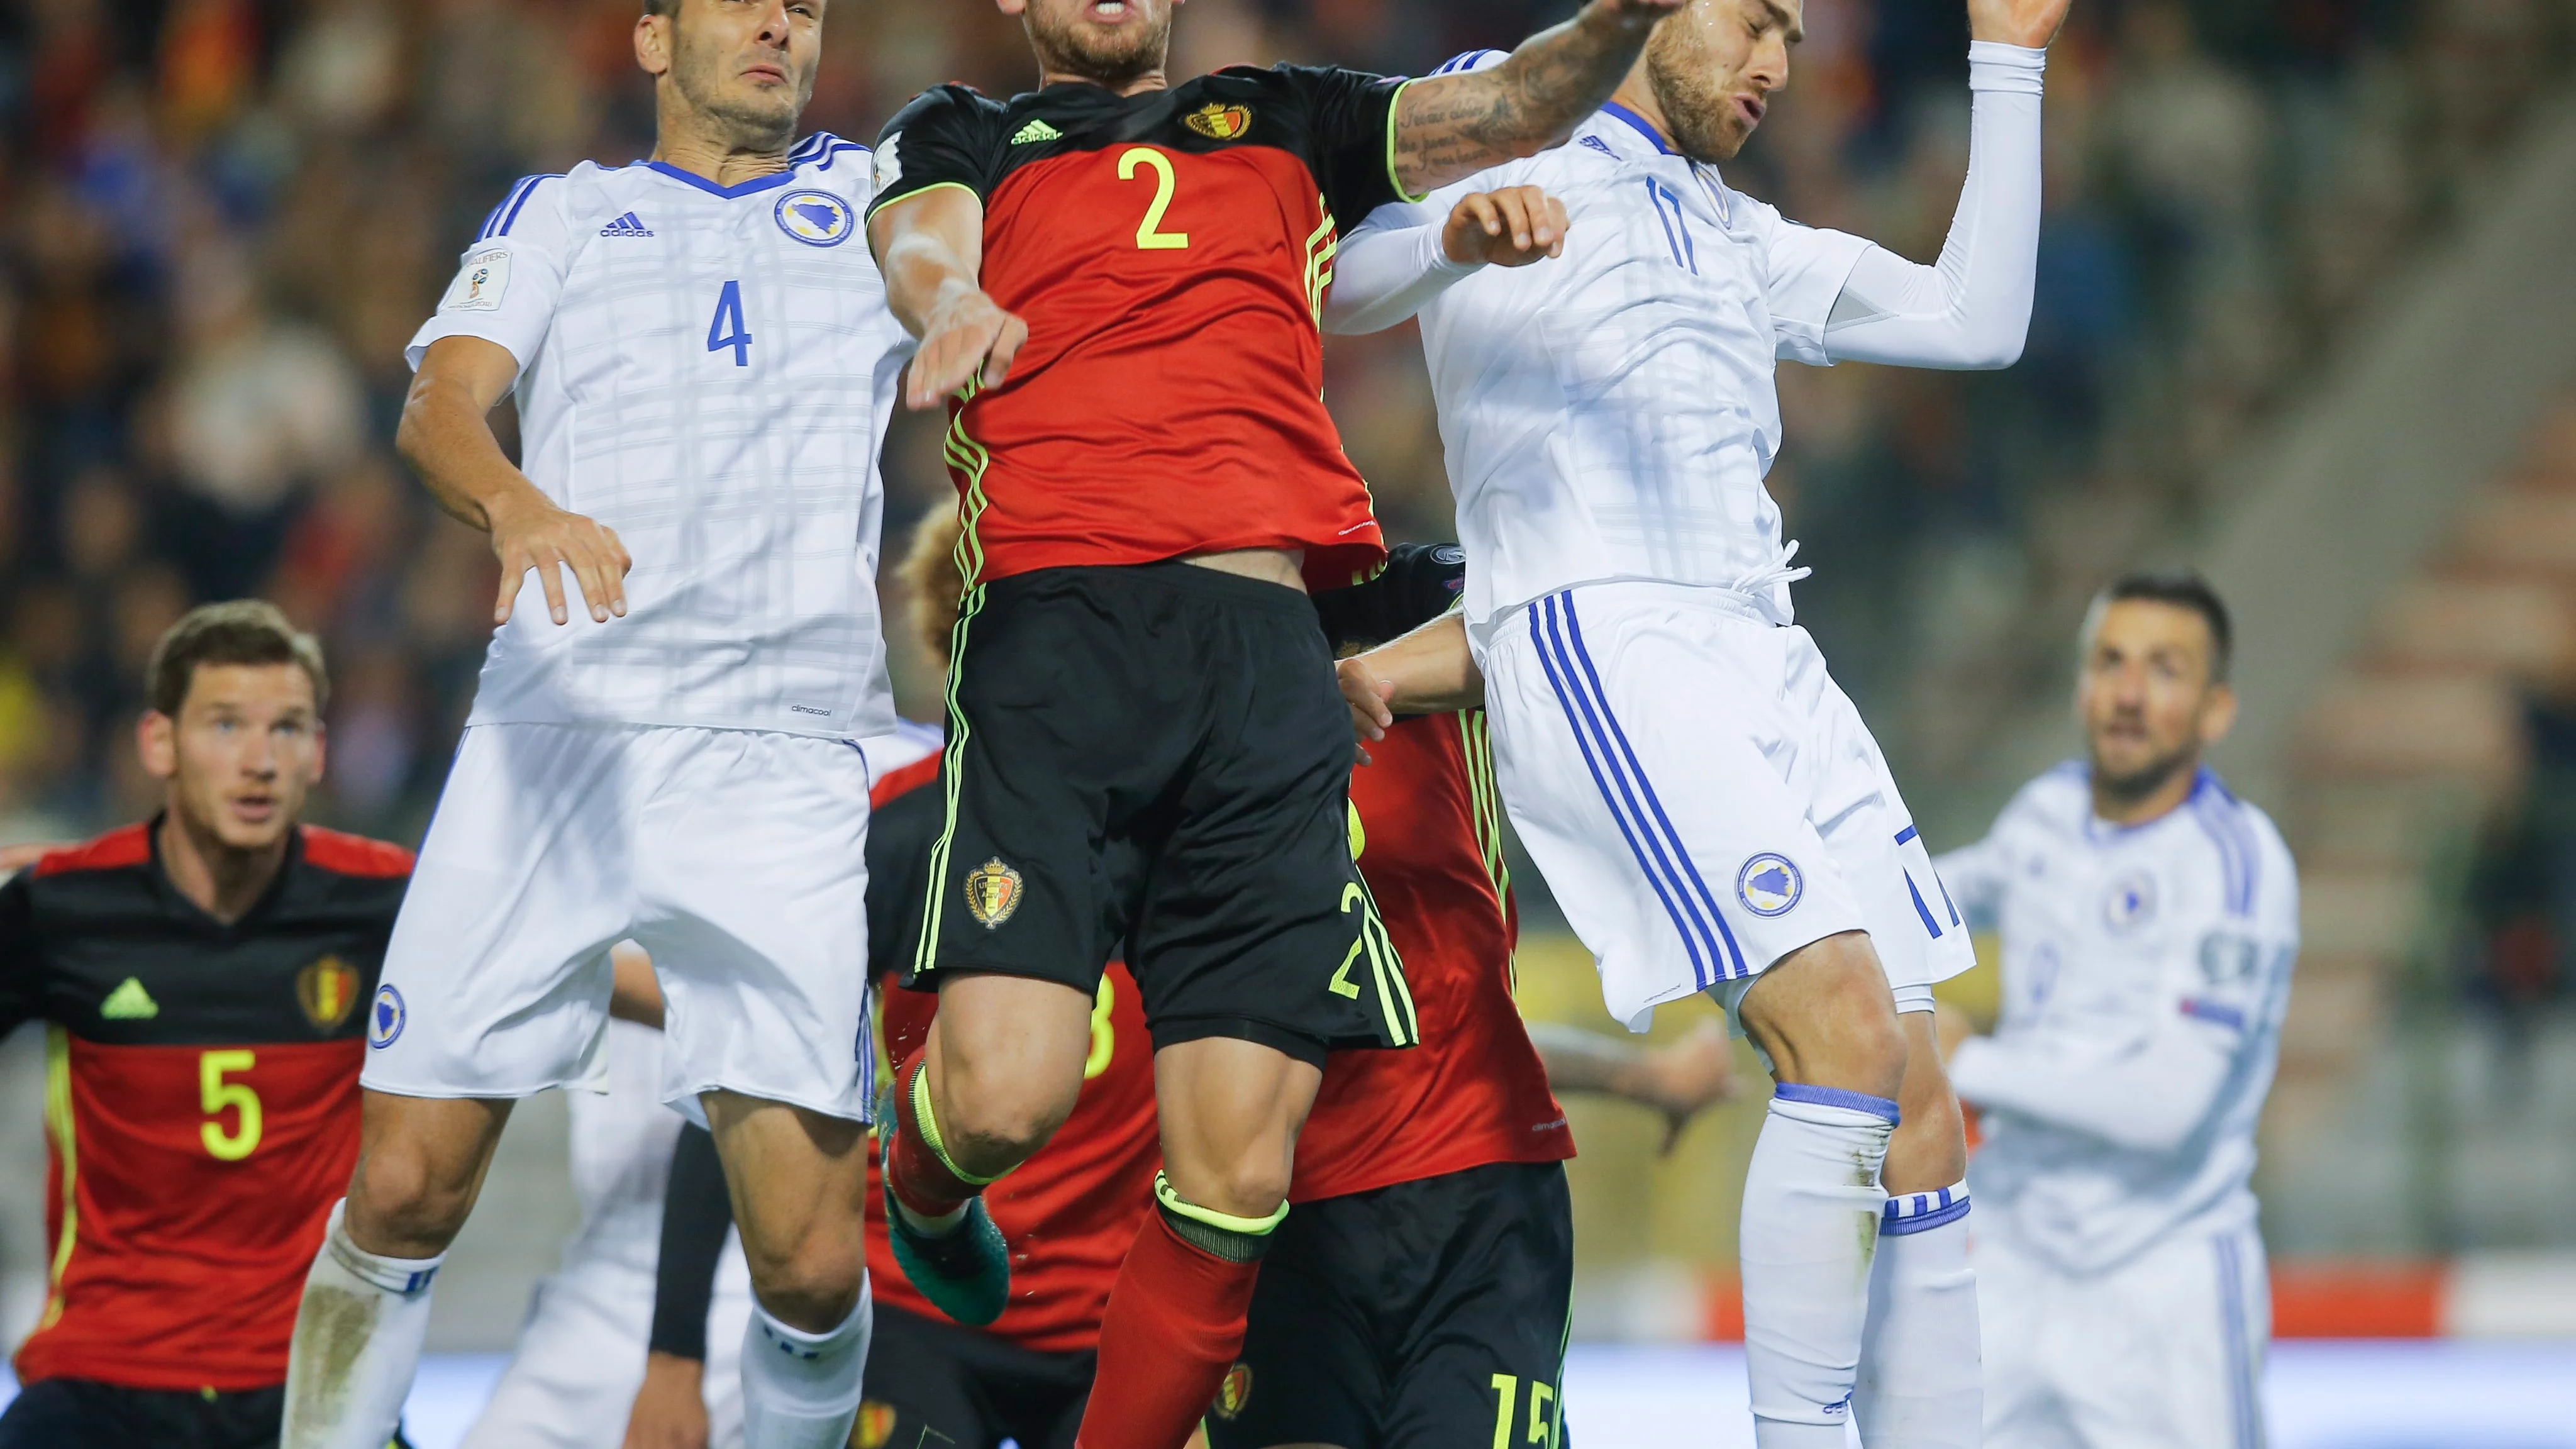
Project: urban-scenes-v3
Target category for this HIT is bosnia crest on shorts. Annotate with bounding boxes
[774,189,855,247]
[1212,1362,1255,1419]
[1737,853,1804,917]
[1184,103,1254,140]
[299,955,361,1032]
[369,985,406,1048]
[965,858,1025,929]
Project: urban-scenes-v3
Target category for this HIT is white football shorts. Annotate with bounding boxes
[364,722,877,1121]
[1482,581,1975,1031]
[1979,1220,2271,1449]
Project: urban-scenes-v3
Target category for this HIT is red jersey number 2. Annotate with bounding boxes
[1116,148,1190,252]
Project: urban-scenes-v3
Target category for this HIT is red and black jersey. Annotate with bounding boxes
[0,821,412,1392]
[869,67,1411,592]
[1294,546,1573,1202]
[859,743,1161,1355]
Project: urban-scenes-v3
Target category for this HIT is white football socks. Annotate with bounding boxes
[1857,1182,1982,1448]
[280,1200,443,1449]
[1740,1086,1897,1449]
[740,1283,872,1449]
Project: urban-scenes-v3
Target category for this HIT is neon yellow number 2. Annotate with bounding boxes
[199,1050,262,1162]
[1117,147,1190,251]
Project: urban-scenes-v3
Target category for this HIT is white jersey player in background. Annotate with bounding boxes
[1937,574,2297,1449]
[457,947,757,1449]
[1328,0,2069,1443]
[281,4,911,1448]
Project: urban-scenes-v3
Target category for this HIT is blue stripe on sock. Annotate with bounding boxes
[1530,601,1716,988]
[1557,594,1748,978]
[1774,1082,1901,1124]
[1880,1197,1972,1236]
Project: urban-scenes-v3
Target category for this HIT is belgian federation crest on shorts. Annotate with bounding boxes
[369,985,406,1048]
[1737,853,1804,917]
[1184,103,1254,140]
[2102,871,2158,934]
[965,858,1025,930]
[299,955,361,1032]
[1212,1362,1254,1419]
[774,189,855,247]
[853,1401,897,1448]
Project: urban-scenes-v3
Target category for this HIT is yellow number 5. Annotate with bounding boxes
[199,1050,262,1162]
[1117,147,1190,251]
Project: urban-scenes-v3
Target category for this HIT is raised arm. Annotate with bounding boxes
[867,187,1026,411]
[1391,0,1686,196]
[1324,187,1571,336]
[399,336,631,627]
[1816,0,2070,369]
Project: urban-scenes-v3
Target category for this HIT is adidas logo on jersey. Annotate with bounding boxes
[100,977,158,1019]
[599,211,655,238]
[1011,118,1063,145]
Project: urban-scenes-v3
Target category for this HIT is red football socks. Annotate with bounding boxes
[886,1052,984,1223]
[1074,1213,1262,1449]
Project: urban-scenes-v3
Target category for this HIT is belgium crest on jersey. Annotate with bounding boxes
[299,955,361,1031]
[1184,103,1254,141]
[964,858,1025,929]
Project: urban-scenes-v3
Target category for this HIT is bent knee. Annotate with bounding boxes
[744,1238,866,1327]
[1743,937,1907,1099]
[347,1150,477,1253]
[934,1075,1078,1167]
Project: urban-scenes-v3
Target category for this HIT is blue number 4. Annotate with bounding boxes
[708,280,752,366]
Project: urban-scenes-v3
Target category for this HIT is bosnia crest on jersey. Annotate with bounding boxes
[774,189,855,247]
[965,858,1025,929]
[1184,103,1254,141]
[298,955,361,1031]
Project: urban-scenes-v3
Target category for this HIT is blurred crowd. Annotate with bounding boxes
[0,0,2571,850]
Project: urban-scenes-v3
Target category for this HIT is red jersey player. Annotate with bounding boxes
[0,602,412,1449]
[860,3,1688,1444]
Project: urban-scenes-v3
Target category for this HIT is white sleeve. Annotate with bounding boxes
[1931,831,2009,931]
[1322,199,1479,336]
[406,175,575,378]
[1951,853,2294,1155]
[1819,42,2046,370]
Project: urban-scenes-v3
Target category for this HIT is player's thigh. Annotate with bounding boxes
[1202,1191,1379,1449]
[1380,1164,1576,1449]
[853,1302,1006,1449]
[911,568,1191,997]
[1483,588,1868,1026]
[2064,1228,2268,1449]
[701,1090,869,1300]
[365,723,642,1098]
[1130,577,1411,1056]
[634,729,876,1124]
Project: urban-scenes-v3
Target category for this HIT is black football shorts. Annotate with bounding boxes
[855,1301,1095,1449]
[907,561,1415,1062]
[1206,1161,1577,1449]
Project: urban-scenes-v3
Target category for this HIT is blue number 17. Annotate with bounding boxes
[708,280,752,367]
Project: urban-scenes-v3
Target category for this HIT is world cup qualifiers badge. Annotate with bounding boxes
[965,858,1025,929]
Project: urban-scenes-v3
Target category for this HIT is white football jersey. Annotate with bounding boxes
[1938,765,2300,1274]
[408,135,909,738]
[1353,83,1870,637]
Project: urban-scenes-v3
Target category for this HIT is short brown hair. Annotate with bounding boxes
[146,601,330,718]
[894,506,967,670]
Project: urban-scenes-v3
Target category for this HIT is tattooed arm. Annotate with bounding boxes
[1391,0,1687,195]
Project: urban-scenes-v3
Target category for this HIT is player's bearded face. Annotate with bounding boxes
[1018,0,1174,89]
[145,663,325,855]
[1646,0,1797,164]
[2077,601,2231,802]
[668,0,823,148]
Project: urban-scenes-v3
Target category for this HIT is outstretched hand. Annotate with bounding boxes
[1337,658,1398,764]
[1443,187,1572,268]
[1967,0,2072,48]
[1640,1022,1740,1156]
[906,286,1028,411]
